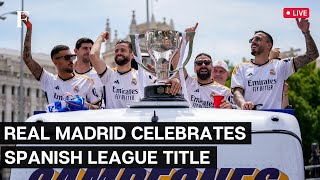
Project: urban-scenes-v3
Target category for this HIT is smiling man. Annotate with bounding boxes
[231,18,319,110]
[89,31,181,109]
[21,15,100,109]
[211,60,229,86]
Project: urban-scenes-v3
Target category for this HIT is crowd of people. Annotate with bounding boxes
[21,14,319,111]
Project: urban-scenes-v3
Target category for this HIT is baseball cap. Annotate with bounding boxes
[212,60,229,72]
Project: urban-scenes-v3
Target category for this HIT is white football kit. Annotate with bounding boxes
[39,69,100,104]
[231,58,295,109]
[75,67,104,106]
[185,75,234,108]
[100,67,155,108]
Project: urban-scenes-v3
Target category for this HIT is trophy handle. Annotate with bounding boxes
[129,34,155,74]
[170,31,195,73]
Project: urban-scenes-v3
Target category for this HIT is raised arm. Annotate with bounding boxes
[293,18,319,70]
[171,23,198,79]
[89,31,110,75]
[22,15,43,80]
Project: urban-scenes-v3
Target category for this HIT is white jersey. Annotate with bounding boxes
[75,68,104,106]
[100,66,155,109]
[39,69,100,104]
[186,75,234,108]
[231,58,295,109]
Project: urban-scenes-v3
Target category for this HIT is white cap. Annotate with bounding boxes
[212,60,229,72]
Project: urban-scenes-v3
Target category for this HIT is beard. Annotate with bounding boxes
[82,55,90,63]
[115,55,130,66]
[197,68,211,80]
[63,67,74,73]
[251,45,264,56]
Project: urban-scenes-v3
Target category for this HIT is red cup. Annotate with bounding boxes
[213,95,224,108]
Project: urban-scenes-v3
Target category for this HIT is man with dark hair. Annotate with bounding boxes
[231,18,319,110]
[176,53,234,108]
[74,37,104,107]
[21,15,100,109]
[89,31,181,108]
[171,23,234,108]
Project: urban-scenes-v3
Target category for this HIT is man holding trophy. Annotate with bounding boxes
[170,24,234,109]
[89,31,181,108]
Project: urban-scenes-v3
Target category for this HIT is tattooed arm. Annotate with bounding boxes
[293,18,319,71]
[232,87,254,110]
[22,15,43,81]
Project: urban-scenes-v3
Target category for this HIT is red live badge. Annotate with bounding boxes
[283,8,309,18]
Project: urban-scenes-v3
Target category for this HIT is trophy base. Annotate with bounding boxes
[129,84,190,108]
[142,84,186,101]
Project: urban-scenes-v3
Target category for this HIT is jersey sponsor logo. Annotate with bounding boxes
[55,86,60,90]
[114,80,120,84]
[190,95,213,108]
[113,86,139,101]
[73,86,80,93]
[270,69,276,75]
[112,86,139,95]
[248,79,277,92]
[131,78,137,86]
[53,93,63,101]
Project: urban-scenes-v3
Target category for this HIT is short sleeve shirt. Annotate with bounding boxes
[186,75,234,108]
[39,69,100,104]
[100,67,155,108]
[231,58,295,109]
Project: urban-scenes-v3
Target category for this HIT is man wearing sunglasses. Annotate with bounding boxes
[231,18,319,110]
[74,37,104,107]
[21,15,100,110]
[89,31,181,109]
[178,53,234,108]
[171,23,234,109]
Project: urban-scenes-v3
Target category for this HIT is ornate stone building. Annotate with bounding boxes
[0,48,54,123]
[102,11,175,67]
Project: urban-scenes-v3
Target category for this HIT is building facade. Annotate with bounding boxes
[102,11,175,67]
[0,48,55,123]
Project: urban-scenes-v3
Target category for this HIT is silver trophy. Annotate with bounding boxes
[130,30,195,102]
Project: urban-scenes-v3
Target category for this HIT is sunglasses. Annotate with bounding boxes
[55,54,77,61]
[249,36,263,43]
[195,60,212,66]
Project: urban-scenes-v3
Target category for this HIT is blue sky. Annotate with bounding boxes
[0,0,319,72]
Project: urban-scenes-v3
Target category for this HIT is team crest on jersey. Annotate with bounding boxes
[73,86,80,93]
[55,86,59,90]
[270,69,276,75]
[131,78,137,86]
[210,91,216,98]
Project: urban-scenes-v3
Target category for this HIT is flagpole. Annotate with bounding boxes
[146,0,150,31]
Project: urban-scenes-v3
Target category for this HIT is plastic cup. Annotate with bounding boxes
[213,95,224,108]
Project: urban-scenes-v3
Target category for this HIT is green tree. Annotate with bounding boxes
[286,61,320,164]
[226,60,320,164]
